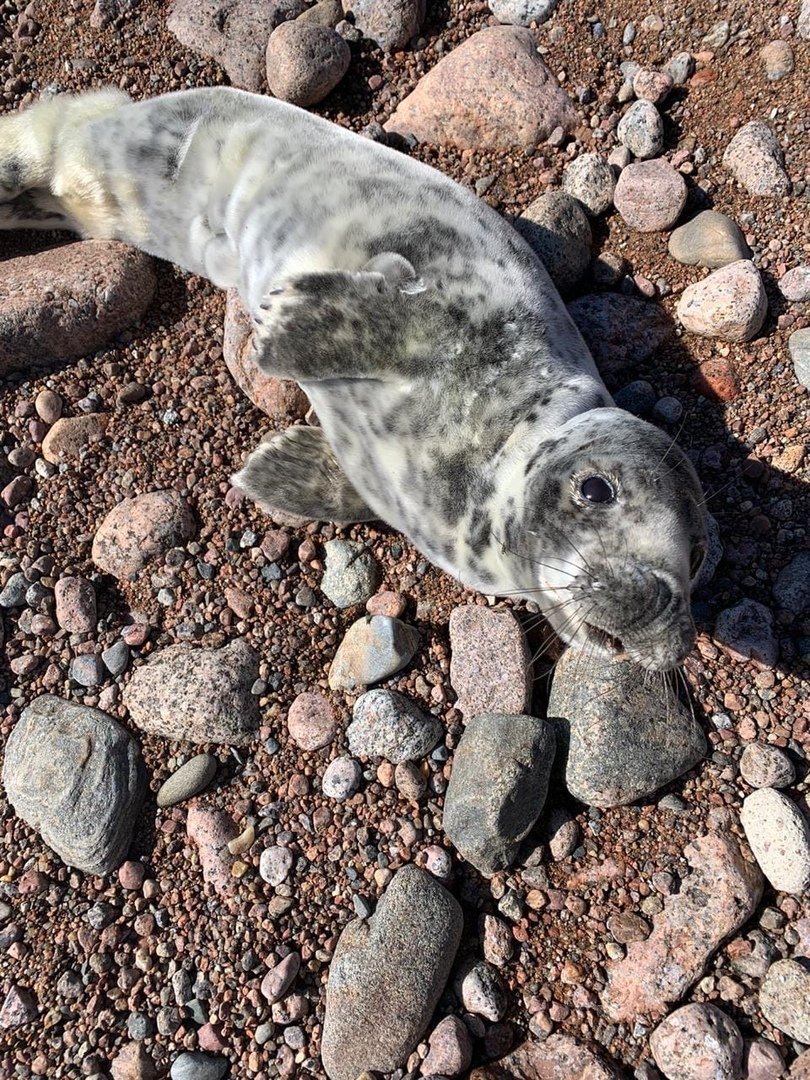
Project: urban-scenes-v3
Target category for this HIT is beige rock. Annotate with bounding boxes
[92,490,196,580]
[650,1004,743,1080]
[740,787,810,894]
[41,414,109,464]
[676,260,767,342]
[759,959,810,1043]
[267,22,350,106]
[186,807,238,895]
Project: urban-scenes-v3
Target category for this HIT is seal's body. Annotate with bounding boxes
[0,87,707,670]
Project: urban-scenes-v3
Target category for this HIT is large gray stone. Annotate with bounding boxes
[321,865,463,1079]
[123,639,260,745]
[443,713,555,876]
[348,689,442,762]
[514,191,592,294]
[2,696,146,875]
[547,649,706,807]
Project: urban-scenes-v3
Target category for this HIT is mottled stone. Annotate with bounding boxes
[602,834,763,1020]
[723,121,791,196]
[488,0,557,25]
[421,1015,472,1076]
[156,755,218,808]
[668,211,751,269]
[457,959,509,1022]
[567,294,673,375]
[287,691,337,750]
[111,1041,157,1080]
[632,67,673,104]
[384,27,577,150]
[617,99,664,158]
[42,414,109,464]
[322,756,362,800]
[741,788,810,894]
[548,649,706,808]
[743,1038,784,1080]
[759,960,810,1043]
[514,191,592,293]
[54,576,97,634]
[261,952,301,1004]
[614,160,687,232]
[773,551,810,615]
[739,744,795,789]
[321,865,463,1079]
[328,614,420,691]
[789,328,810,389]
[348,689,442,762]
[714,598,778,667]
[340,0,424,48]
[0,985,38,1030]
[448,605,531,718]
[562,152,616,216]
[650,1004,743,1080]
[123,639,260,745]
[676,260,767,343]
[266,22,350,106]
[443,713,555,876]
[186,807,238,895]
[169,1052,229,1080]
[2,695,145,875]
[92,490,196,580]
[760,40,794,81]
[470,1035,623,1080]
[321,539,381,608]
[779,266,810,303]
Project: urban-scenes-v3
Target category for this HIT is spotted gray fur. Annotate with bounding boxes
[0,86,708,670]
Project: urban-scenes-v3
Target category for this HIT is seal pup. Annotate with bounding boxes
[0,86,707,671]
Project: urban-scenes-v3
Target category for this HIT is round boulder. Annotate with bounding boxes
[514,191,592,293]
[267,22,350,106]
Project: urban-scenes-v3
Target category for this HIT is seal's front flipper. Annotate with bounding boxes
[232,426,376,525]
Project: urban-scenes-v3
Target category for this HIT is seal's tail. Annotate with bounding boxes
[0,88,130,235]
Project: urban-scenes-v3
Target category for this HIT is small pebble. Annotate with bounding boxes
[322,756,363,800]
[739,744,796,789]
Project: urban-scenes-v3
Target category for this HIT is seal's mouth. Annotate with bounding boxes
[583,622,628,659]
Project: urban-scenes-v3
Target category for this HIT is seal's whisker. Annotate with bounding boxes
[697,472,742,507]
[654,418,687,475]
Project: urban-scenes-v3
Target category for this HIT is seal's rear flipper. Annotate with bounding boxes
[232,426,376,525]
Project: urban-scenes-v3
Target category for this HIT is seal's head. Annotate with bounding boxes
[516,408,707,672]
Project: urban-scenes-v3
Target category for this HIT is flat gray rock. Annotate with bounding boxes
[328,614,420,691]
[567,294,673,376]
[2,696,146,875]
[443,713,555,876]
[123,638,260,745]
[156,754,218,807]
[547,649,706,807]
[321,865,463,1080]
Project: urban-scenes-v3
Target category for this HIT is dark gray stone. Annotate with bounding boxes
[515,191,592,294]
[321,865,463,1080]
[169,1052,229,1080]
[547,649,706,808]
[567,294,672,376]
[442,713,556,876]
[772,551,810,616]
[2,695,146,875]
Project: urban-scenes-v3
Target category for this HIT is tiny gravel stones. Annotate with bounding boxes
[321,865,463,1079]
[186,807,238,895]
[348,689,442,762]
[328,614,420,691]
[714,598,778,667]
[422,1015,472,1075]
[514,191,592,293]
[41,414,109,464]
[322,756,362,799]
[547,649,706,808]
[442,713,555,876]
[384,27,577,150]
[779,266,810,303]
[759,960,810,1043]
[156,754,218,808]
[123,639,260,745]
[617,100,664,159]
[562,152,616,216]
[632,67,673,104]
[266,22,350,106]
[723,121,791,196]
[0,985,38,1029]
[261,952,301,1004]
[676,260,767,343]
[760,40,794,81]
[668,211,751,269]
[287,691,337,750]
[740,788,810,894]
[789,328,810,388]
[650,1003,743,1080]
[259,845,294,886]
[340,0,425,49]
[458,959,509,1021]
[488,0,558,25]
[92,490,196,580]
[0,241,156,371]
[169,1052,229,1080]
[448,605,531,717]
[54,576,97,634]
[602,834,763,1020]
[321,539,380,608]
[614,160,687,232]
[2,695,145,875]
[739,744,796,789]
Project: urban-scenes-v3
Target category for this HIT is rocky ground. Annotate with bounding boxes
[0,0,808,1079]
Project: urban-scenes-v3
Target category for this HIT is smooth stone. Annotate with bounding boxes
[348,689,442,762]
[668,211,751,269]
[739,744,795,789]
[543,805,580,860]
[562,152,616,216]
[743,1038,784,1080]
[186,807,238,895]
[773,550,810,615]
[602,834,762,1020]
[614,160,687,232]
[2,695,145,875]
[321,539,381,608]
[759,960,810,1043]
[740,788,810,894]
[665,51,694,84]
[287,691,337,750]
[42,414,109,464]
[614,380,656,416]
[421,1015,472,1076]
[442,713,555,876]
[297,0,343,25]
[92,490,196,580]
[789,328,810,388]
[169,1051,229,1080]
[760,39,794,81]
[676,260,767,343]
[123,638,260,745]
[70,654,105,688]
[488,0,558,25]
[547,649,706,808]
[259,845,294,886]
[328,614,420,691]
[261,953,301,1004]
[0,985,38,1030]
[723,121,791,196]
[515,191,591,293]
[156,754,218,807]
[714,598,778,667]
[0,572,28,608]
[779,265,810,303]
[54,576,97,634]
[650,1003,743,1080]
[266,22,350,106]
[617,100,664,159]
[448,605,531,718]
[322,756,363,799]
[321,865,463,1080]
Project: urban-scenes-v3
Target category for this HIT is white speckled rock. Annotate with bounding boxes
[739,744,795,789]
[723,121,791,196]
[778,265,810,303]
[617,100,664,158]
[759,959,810,1043]
[650,1003,743,1080]
[676,260,767,343]
[562,152,616,216]
[488,0,558,27]
[740,788,810,894]
[714,598,778,667]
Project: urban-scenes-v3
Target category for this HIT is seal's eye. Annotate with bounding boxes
[580,475,615,503]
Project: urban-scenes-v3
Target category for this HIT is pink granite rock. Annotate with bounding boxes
[92,490,196,580]
[614,159,687,232]
[676,260,768,343]
[650,1003,743,1080]
[186,807,238,895]
[469,1034,623,1079]
[449,605,531,718]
